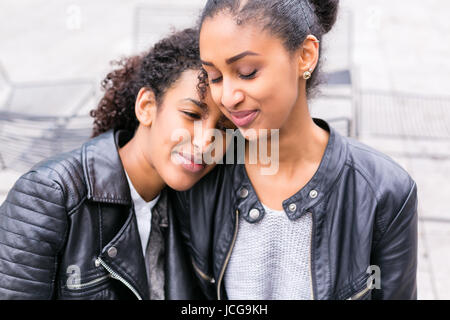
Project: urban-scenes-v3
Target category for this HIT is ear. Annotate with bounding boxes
[135,87,157,127]
[296,35,320,75]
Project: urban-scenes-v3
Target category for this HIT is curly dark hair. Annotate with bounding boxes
[90,28,206,137]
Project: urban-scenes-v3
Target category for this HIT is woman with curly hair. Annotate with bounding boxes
[0,28,233,300]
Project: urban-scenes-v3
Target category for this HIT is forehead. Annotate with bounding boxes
[199,13,284,62]
[161,69,202,104]
[163,69,222,112]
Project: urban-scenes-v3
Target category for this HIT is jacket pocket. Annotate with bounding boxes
[337,271,373,300]
[61,268,113,299]
[65,274,111,291]
[346,284,372,300]
[192,258,215,284]
[191,258,216,299]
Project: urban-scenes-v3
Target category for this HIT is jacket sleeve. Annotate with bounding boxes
[0,171,68,299]
[371,181,418,300]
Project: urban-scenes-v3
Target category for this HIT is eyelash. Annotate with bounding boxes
[183,111,201,120]
[210,76,223,84]
[210,69,258,84]
[240,69,257,80]
[184,112,230,132]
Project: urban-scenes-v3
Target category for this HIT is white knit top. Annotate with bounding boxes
[224,204,313,300]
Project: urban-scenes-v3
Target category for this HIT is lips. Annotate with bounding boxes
[229,110,259,127]
[173,152,206,173]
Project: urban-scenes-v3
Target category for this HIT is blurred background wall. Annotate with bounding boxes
[0,0,449,299]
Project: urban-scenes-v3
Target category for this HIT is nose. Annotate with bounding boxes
[192,120,216,156]
[221,78,244,110]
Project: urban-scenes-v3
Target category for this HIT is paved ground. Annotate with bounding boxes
[1,0,449,299]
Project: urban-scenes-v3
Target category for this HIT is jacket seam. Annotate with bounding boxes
[98,203,103,252]
[347,142,409,175]
[32,165,67,204]
[1,209,62,235]
[0,240,54,258]
[306,161,347,298]
[0,224,58,247]
[18,176,60,191]
[57,158,78,206]
[0,268,52,285]
[64,155,85,198]
[52,212,69,299]
[335,270,370,299]
[67,196,87,217]
[0,284,37,296]
[372,181,416,252]
[0,255,50,272]
[344,161,380,201]
[91,197,130,204]
[6,188,65,210]
[3,198,65,223]
[82,143,94,199]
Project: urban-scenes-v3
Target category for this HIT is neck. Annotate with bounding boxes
[119,131,165,202]
[247,93,330,175]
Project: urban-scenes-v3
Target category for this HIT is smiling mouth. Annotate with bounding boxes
[173,152,206,173]
[229,110,259,128]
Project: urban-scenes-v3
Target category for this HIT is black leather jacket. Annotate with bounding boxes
[0,130,203,300]
[174,119,418,300]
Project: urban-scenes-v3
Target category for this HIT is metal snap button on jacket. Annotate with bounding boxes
[288,203,297,212]
[239,187,249,199]
[249,208,260,220]
[107,247,117,258]
[309,190,318,199]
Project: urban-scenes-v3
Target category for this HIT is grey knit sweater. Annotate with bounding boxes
[224,204,313,300]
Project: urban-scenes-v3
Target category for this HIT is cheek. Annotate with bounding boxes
[150,117,181,164]
[260,69,299,112]
[210,85,223,107]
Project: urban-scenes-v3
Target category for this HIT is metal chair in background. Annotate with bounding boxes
[0,63,95,172]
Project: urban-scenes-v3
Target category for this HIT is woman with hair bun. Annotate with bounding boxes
[175,0,418,300]
[0,28,234,299]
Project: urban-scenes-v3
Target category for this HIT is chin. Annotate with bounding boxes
[164,171,198,191]
[238,127,260,141]
[166,178,195,191]
[164,165,214,191]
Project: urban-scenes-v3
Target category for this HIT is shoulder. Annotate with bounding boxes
[344,137,416,199]
[9,143,87,213]
[342,136,417,235]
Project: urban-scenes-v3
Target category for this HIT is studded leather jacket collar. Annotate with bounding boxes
[174,118,418,300]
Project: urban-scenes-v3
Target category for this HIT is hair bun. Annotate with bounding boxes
[308,0,339,34]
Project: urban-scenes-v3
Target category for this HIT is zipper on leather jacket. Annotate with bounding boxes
[191,258,215,284]
[96,257,142,300]
[66,274,111,290]
[347,285,371,300]
[217,209,240,300]
[309,211,316,300]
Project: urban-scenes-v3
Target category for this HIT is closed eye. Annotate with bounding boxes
[240,69,257,80]
[210,76,223,84]
[183,111,202,120]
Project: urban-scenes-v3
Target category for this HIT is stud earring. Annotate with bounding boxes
[303,69,313,80]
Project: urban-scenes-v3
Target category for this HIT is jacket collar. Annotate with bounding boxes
[233,118,348,222]
[82,129,133,205]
